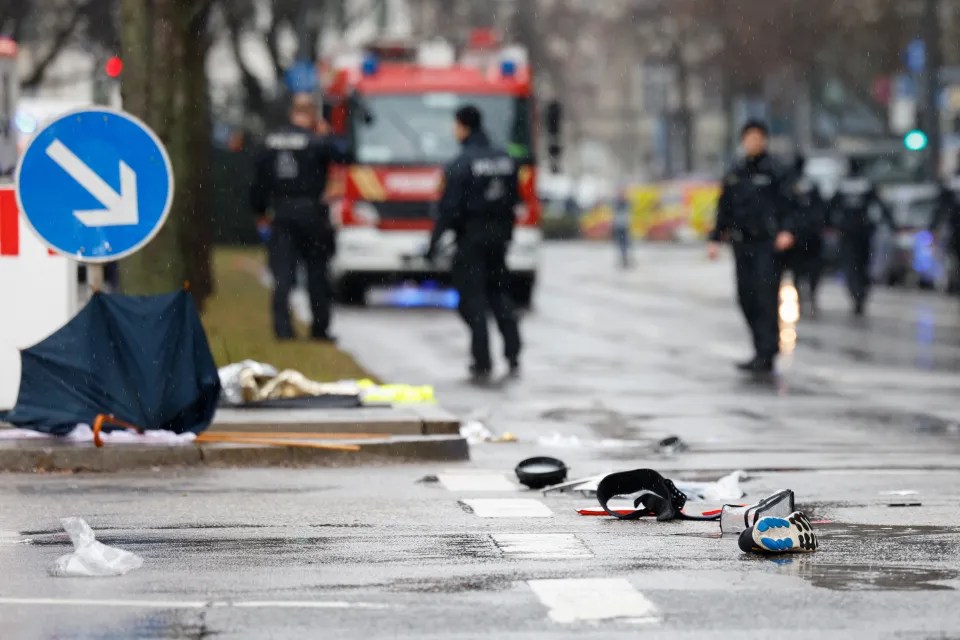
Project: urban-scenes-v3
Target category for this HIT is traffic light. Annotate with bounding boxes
[104,56,123,79]
[904,129,928,152]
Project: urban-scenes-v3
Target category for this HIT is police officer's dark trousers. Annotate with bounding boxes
[452,240,521,372]
[841,231,872,306]
[791,234,823,307]
[269,200,334,339]
[949,236,960,294]
[733,241,781,362]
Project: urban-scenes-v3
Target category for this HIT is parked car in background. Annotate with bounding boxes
[873,184,946,289]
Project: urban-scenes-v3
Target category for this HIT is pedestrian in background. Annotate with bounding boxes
[612,187,632,269]
[425,105,522,383]
[828,158,897,317]
[251,94,347,341]
[931,169,960,296]
[787,156,828,316]
[708,121,795,374]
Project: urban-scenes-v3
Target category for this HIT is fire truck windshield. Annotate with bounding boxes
[352,93,531,165]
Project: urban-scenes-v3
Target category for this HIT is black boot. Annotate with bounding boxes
[747,357,774,374]
[469,365,492,384]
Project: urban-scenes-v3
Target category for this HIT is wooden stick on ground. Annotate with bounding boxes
[195,434,361,452]
[198,431,383,441]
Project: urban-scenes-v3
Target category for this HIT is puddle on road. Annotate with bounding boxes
[15,484,338,496]
[539,406,664,446]
[540,407,656,430]
[799,563,956,591]
[94,613,219,640]
[29,533,334,552]
[840,409,960,437]
[725,409,768,421]
[27,531,499,566]
[388,574,514,594]
[759,522,960,591]
[21,523,271,536]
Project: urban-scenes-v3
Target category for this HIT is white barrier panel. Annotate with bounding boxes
[0,186,78,409]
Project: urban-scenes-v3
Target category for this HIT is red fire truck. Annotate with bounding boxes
[322,35,541,306]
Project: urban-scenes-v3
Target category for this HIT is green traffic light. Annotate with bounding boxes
[904,129,929,151]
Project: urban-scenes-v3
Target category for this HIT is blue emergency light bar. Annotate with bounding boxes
[500,60,517,77]
[362,55,379,76]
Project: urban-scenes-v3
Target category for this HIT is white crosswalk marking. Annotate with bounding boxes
[492,533,592,559]
[0,597,391,610]
[438,472,517,492]
[527,578,659,624]
[460,498,553,518]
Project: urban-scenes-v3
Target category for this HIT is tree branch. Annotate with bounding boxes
[221,0,268,119]
[264,9,283,79]
[21,0,90,90]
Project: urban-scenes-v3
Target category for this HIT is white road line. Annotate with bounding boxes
[230,601,390,609]
[0,598,208,609]
[492,533,593,559]
[0,530,25,545]
[527,578,659,624]
[0,598,390,610]
[460,498,554,518]
[438,472,517,492]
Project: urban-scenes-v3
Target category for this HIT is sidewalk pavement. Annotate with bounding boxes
[0,406,466,472]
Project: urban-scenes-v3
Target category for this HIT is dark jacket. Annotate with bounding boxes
[828,178,895,234]
[932,178,960,236]
[429,130,519,253]
[792,177,828,239]
[711,153,794,243]
[250,125,349,222]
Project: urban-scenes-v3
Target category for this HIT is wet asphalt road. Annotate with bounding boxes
[4,242,960,639]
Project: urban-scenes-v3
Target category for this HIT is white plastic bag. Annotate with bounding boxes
[48,517,143,577]
[675,470,748,502]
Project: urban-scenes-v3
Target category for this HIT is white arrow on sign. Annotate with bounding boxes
[45,139,139,227]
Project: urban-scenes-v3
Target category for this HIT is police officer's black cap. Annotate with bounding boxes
[455,105,483,132]
[740,119,770,138]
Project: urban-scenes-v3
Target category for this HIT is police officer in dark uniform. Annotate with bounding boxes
[708,121,795,374]
[425,105,521,382]
[787,155,828,315]
[251,94,345,341]
[828,158,897,316]
[931,172,960,293]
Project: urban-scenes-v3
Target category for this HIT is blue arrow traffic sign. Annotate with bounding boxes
[15,107,173,263]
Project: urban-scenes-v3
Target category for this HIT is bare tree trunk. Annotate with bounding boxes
[119,0,213,308]
[181,4,214,304]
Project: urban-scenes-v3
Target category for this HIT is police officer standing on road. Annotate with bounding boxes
[425,106,522,383]
[251,94,346,341]
[787,156,828,316]
[828,158,897,317]
[931,170,960,295]
[708,121,795,374]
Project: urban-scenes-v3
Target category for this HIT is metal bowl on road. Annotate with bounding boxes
[515,456,568,489]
